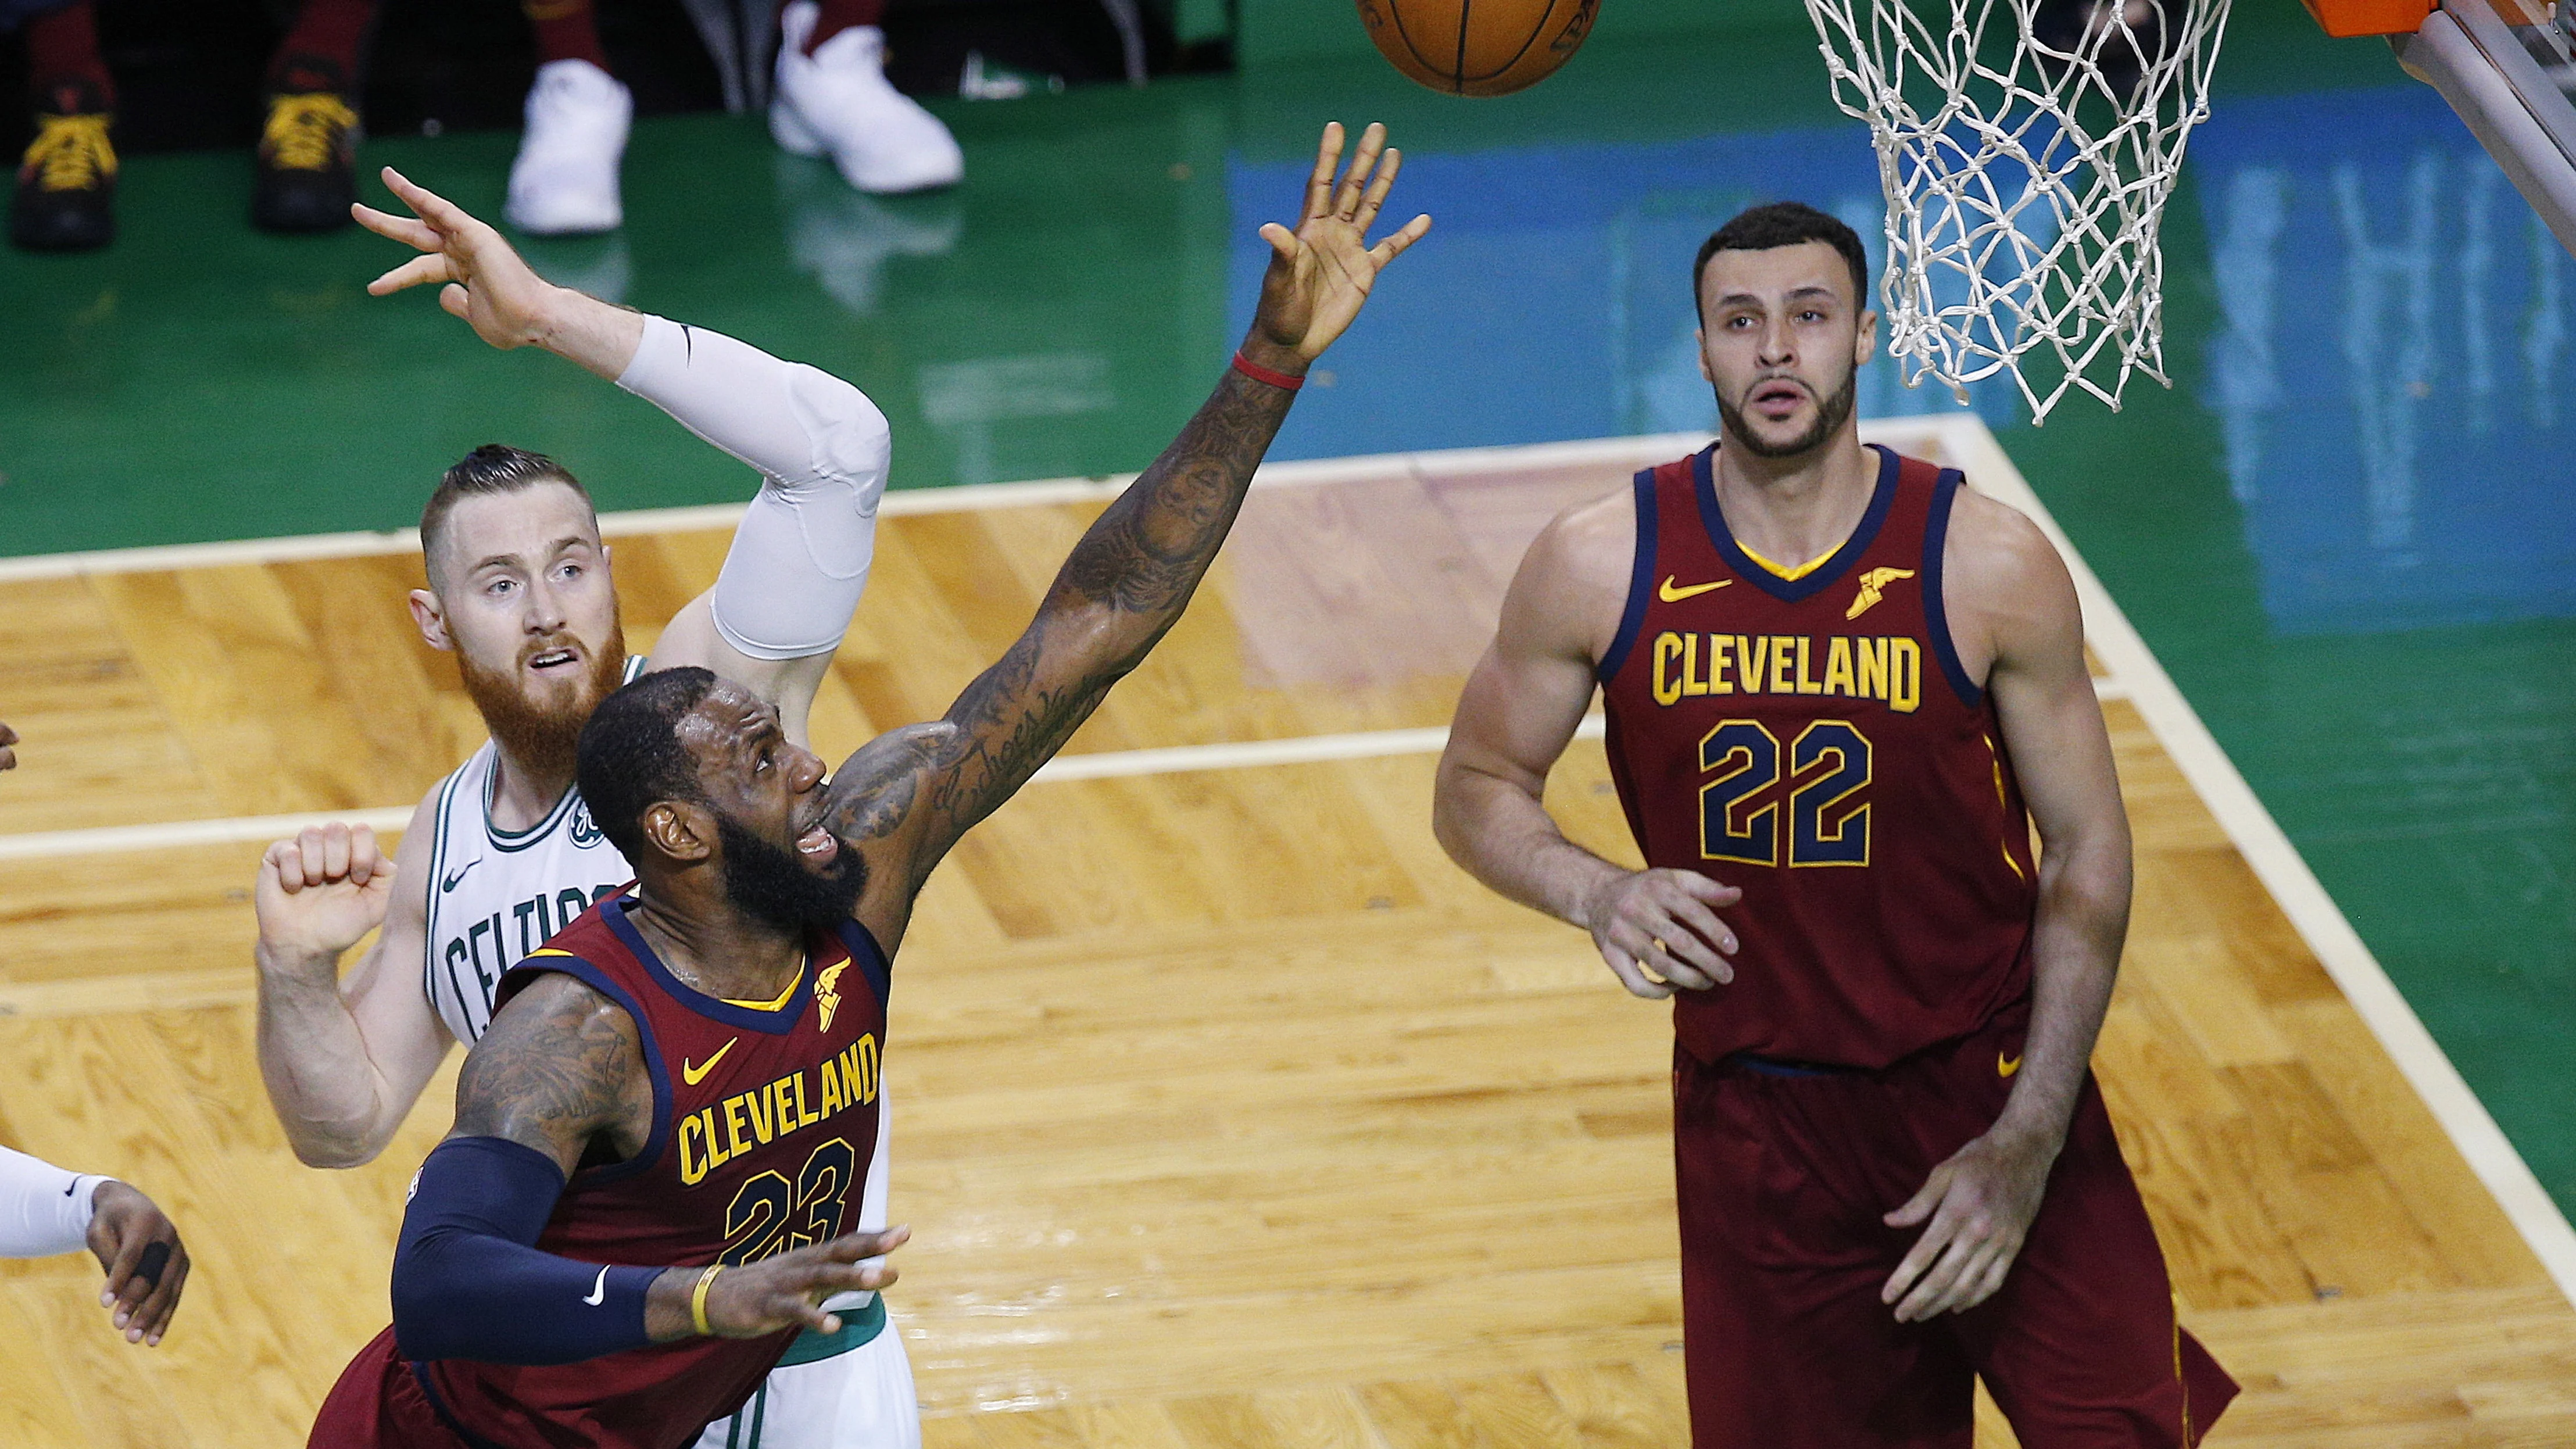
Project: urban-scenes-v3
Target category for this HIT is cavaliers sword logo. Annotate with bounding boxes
[1845,567,1916,621]
[815,960,847,1033]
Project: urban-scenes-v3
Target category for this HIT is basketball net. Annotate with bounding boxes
[1801,0,2233,421]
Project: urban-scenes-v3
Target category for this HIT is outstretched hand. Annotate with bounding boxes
[690,1225,910,1339]
[1244,121,1432,370]
[355,167,559,350]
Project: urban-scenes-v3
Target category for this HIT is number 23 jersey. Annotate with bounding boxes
[413,892,892,1448]
[1597,443,2037,1070]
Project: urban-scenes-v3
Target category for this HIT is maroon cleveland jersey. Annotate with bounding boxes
[415,891,890,1449]
[1597,443,2037,1069]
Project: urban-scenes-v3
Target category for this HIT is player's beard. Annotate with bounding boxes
[1716,362,1859,460]
[713,813,868,935]
[456,622,631,786]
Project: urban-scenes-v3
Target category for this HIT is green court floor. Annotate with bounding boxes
[4,12,2573,1225]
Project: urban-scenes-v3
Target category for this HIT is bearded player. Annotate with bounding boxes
[264,121,1427,1449]
[252,167,913,1445]
[1431,203,2235,1446]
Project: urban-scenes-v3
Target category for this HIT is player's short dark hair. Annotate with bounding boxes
[1692,203,1872,320]
[577,667,718,865]
[420,443,596,588]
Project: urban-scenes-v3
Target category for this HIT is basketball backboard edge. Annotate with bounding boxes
[2305,0,2576,255]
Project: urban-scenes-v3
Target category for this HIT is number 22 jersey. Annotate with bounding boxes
[1597,443,2038,1070]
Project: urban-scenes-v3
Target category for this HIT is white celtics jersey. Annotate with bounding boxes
[420,738,638,1046]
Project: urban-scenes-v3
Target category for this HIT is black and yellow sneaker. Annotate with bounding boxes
[252,89,359,233]
[10,108,116,252]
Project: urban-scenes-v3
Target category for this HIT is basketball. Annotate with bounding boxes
[1355,0,1601,97]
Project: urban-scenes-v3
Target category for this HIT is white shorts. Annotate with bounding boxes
[693,1307,919,1449]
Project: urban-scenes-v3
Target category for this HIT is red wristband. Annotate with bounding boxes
[1231,352,1305,391]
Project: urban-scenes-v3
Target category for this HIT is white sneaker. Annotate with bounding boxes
[771,4,963,195]
[506,59,631,236]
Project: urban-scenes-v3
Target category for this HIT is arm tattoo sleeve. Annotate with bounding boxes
[451,974,640,1164]
[824,367,1296,880]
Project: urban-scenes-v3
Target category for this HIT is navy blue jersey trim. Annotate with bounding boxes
[483,783,577,851]
[836,920,894,1017]
[1595,468,1661,685]
[1922,468,1983,707]
[603,895,814,1036]
[410,1360,514,1449]
[1694,443,1899,604]
[494,950,672,1187]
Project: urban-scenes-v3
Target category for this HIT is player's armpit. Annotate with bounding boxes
[450,971,652,1176]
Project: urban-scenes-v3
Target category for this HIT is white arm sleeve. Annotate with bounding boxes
[617,315,892,661]
[0,1145,104,1258]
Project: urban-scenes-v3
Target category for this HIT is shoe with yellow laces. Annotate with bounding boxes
[252,85,359,233]
[10,100,116,253]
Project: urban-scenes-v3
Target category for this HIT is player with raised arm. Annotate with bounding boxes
[251,166,911,1444]
[1431,203,2235,1447]
[277,121,1426,1449]
[0,721,192,1348]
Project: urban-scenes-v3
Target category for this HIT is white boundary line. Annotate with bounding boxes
[0,720,1618,861]
[1918,412,2576,1306]
[0,434,1722,584]
[7,422,2565,1302]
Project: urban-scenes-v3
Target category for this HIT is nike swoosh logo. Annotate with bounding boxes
[441,860,478,893]
[1998,1053,2022,1078]
[583,1265,608,1306]
[682,1039,738,1086]
[1658,575,1732,603]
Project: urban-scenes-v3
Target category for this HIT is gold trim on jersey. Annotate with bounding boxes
[722,954,807,1012]
[1735,538,1837,582]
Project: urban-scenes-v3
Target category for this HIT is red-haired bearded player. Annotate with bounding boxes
[271,121,1429,1449]
[1431,202,2235,1448]
[253,162,914,1449]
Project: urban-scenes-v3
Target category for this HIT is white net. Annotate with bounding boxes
[1802,0,2234,421]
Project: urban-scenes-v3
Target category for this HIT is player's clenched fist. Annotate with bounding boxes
[653,1226,910,1341]
[1579,867,1744,999]
[257,822,397,961]
[0,719,19,772]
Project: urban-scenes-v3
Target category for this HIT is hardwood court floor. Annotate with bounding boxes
[1,423,2571,1446]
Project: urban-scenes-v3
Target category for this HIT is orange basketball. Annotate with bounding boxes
[1355,0,1601,97]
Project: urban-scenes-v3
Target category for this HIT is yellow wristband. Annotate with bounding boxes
[690,1264,724,1337]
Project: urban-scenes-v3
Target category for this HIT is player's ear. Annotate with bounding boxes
[1695,326,1713,384]
[408,589,454,651]
[1855,307,1879,368]
[641,800,715,864]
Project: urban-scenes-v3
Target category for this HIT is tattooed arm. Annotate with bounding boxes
[827,122,1431,936]
[387,974,903,1362]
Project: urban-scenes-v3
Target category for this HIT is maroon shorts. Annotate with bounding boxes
[309,1327,471,1449]
[1673,1004,2235,1448]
